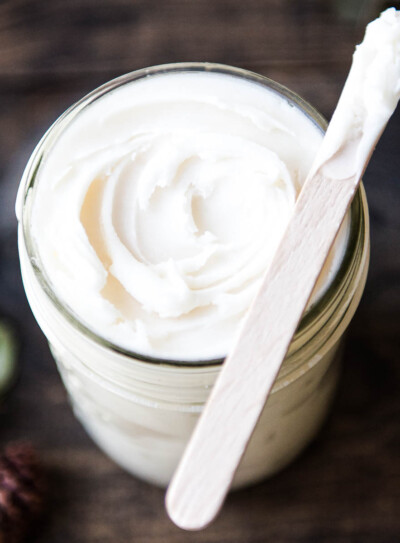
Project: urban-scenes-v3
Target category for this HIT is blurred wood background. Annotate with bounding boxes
[0,0,399,541]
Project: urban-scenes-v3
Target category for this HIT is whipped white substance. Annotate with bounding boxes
[29,71,348,359]
[315,8,400,180]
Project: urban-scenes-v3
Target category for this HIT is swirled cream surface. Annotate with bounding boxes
[28,71,349,359]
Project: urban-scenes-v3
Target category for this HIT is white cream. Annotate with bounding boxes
[28,71,348,360]
[315,8,400,181]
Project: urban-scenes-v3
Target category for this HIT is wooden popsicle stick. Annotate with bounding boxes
[166,9,400,532]
[165,165,360,532]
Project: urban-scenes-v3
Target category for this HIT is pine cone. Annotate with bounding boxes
[0,443,45,543]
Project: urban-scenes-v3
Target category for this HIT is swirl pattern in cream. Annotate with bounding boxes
[30,70,349,359]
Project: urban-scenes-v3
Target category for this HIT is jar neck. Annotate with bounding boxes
[19,63,368,378]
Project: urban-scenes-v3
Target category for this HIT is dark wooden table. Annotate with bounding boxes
[1,1,399,541]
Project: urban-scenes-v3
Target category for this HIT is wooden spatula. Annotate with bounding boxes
[166,8,400,531]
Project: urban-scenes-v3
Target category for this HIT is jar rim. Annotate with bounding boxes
[19,61,365,368]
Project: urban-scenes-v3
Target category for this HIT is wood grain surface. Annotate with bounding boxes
[0,1,399,541]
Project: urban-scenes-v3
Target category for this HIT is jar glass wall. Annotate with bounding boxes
[17,63,370,488]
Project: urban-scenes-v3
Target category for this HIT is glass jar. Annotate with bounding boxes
[16,63,370,489]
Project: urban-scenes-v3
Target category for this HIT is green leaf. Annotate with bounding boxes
[0,321,17,395]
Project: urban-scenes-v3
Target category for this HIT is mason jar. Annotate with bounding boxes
[16,63,370,489]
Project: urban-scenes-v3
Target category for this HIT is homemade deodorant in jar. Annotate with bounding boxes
[17,64,369,487]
